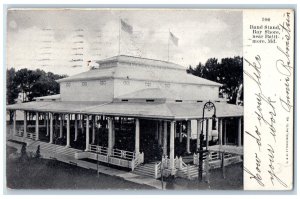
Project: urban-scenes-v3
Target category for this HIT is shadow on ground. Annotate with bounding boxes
[6,146,243,190]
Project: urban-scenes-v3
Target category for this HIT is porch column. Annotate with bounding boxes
[74,114,78,141]
[196,119,201,150]
[49,113,53,144]
[206,119,209,148]
[163,121,168,156]
[13,110,17,135]
[108,117,113,155]
[46,113,49,136]
[158,121,162,146]
[170,120,175,172]
[43,113,46,126]
[186,120,191,154]
[218,118,223,146]
[179,122,183,143]
[23,111,27,138]
[35,112,39,141]
[92,115,96,144]
[79,114,83,129]
[238,117,242,146]
[66,114,70,147]
[85,115,90,151]
[155,121,159,141]
[112,118,115,148]
[224,120,227,145]
[59,114,63,138]
[135,118,140,154]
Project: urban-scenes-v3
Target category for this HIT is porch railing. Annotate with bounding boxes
[193,151,234,165]
[88,144,144,171]
[154,161,162,179]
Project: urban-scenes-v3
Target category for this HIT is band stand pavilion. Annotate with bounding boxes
[7,55,243,179]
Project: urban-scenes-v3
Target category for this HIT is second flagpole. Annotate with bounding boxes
[167,29,170,62]
[118,17,121,55]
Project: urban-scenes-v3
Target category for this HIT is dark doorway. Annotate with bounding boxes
[140,119,161,163]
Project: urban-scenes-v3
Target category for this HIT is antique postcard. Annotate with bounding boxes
[4,8,294,192]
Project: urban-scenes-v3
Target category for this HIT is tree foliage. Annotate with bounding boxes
[6,68,19,105]
[6,68,67,104]
[187,56,243,104]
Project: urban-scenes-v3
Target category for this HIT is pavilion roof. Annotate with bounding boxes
[7,100,243,120]
[57,55,222,87]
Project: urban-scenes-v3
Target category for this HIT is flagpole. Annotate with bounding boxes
[168,29,170,62]
[118,17,121,55]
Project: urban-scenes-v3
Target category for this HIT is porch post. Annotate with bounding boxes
[218,118,223,146]
[158,121,162,146]
[23,111,27,138]
[163,121,168,156]
[196,119,201,150]
[224,119,227,145]
[179,122,183,143]
[74,114,78,141]
[43,113,46,126]
[108,117,113,155]
[79,114,83,129]
[206,119,209,148]
[85,115,90,151]
[92,115,96,144]
[238,117,242,146]
[186,120,191,154]
[135,118,140,154]
[155,121,159,141]
[66,114,70,147]
[13,110,17,135]
[112,118,115,148]
[49,113,53,144]
[46,113,49,136]
[59,114,63,138]
[169,120,175,172]
[35,112,39,141]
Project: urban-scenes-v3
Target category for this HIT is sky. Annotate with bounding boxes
[6,9,242,76]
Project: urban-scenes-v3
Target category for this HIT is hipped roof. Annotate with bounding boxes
[7,101,243,120]
[57,55,222,87]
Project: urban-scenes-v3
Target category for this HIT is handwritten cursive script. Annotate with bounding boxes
[276,12,293,113]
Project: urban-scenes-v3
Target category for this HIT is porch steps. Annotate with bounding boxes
[27,141,82,158]
[133,162,160,178]
[177,165,199,180]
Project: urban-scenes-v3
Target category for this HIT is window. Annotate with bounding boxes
[123,80,130,85]
[175,100,182,102]
[121,99,128,102]
[146,99,155,102]
[82,81,87,86]
[145,81,151,87]
[66,82,71,87]
[99,80,106,85]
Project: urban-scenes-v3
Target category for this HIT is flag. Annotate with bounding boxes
[169,31,178,46]
[121,19,133,34]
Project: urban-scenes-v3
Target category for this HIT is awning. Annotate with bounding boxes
[7,101,243,120]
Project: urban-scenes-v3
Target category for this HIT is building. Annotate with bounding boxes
[7,55,243,179]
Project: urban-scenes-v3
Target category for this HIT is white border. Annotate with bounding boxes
[1,0,298,198]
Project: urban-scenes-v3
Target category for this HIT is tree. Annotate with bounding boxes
[6,68,19,123]
[12,68,67,102]
[6,68,18,104]
[187,56,243,104]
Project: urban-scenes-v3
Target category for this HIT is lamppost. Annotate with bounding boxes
[198,101,217,182]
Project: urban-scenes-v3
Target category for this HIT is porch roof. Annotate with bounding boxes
[7,101,243,119]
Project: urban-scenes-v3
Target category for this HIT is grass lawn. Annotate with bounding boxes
[6,146,153,190]
[6,145,243,190]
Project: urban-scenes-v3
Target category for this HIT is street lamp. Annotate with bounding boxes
[198,101,217,182]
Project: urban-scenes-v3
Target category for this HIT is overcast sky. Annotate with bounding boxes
[7,9,242,76]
